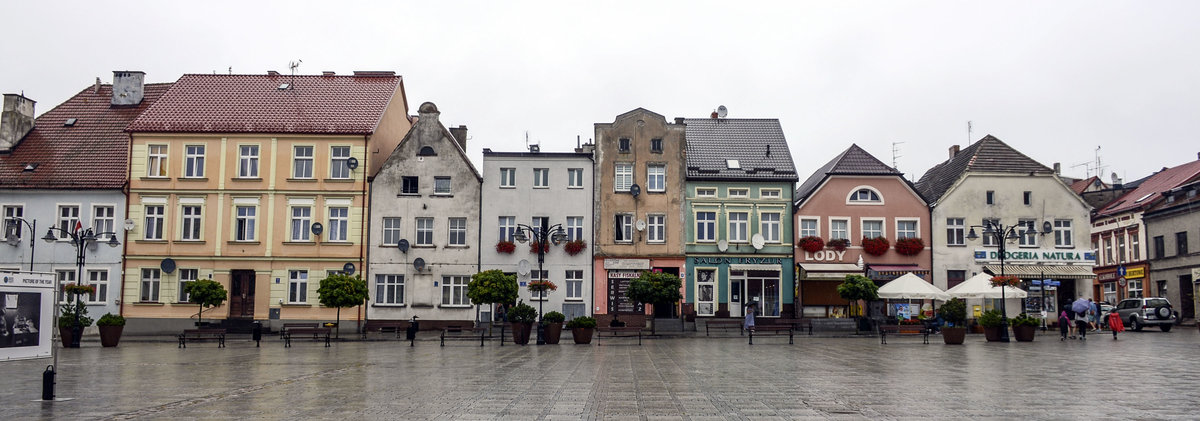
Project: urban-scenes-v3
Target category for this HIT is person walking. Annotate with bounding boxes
[1088,298,1100,332]
[1107,307,1125,339]
[1075,309,1089,340]
[1059,310,1071,340]
[743,297,758,333]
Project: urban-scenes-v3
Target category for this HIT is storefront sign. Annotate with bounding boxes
[607,274,645,314]
[973,249,1096,263]
[608,270,642,279]
[604,259,650,270]
[1125,267,1145,279]
[798,250,847,262]
[692,257,784,265]
[1,271,55,362]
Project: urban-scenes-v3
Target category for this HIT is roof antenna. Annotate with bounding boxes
[892,141,904,170]
[967,121,973,143]
[228,66,232,75]
[288,59,302,89]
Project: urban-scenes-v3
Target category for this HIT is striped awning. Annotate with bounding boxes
[982,264,1096,279]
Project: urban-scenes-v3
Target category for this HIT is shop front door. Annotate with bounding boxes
[229,270,256,319]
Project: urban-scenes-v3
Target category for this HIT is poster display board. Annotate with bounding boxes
[1,271,55,362]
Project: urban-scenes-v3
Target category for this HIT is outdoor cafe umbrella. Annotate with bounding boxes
[877,273,951,301]
[946,272,1028,299]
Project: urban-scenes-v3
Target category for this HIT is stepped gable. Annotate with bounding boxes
[916,135,1053,203]
[683,117,797,181]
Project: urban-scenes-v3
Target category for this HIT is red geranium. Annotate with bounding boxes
[797,236,825,253]
[564,240,587,256]
[528,280,558,292]
[62,283,96,296]
[989,275,1022,288]
[894,237,925,256]
[827,238,849,251]
[496,241,516,254]
[862,236,890,256]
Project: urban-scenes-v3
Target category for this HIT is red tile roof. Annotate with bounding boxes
[1095,159,1200,216]
[127,73,401,135]
[0,83,172,189]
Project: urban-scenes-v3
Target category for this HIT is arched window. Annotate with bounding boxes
[846,186,884,204]
[418,146,437,156]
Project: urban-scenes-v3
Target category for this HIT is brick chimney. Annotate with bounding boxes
[949,145,960,159]
[1053,162,1061,175]
[1,94,36,153]
[449,125,468,150]
[111,71,145,106]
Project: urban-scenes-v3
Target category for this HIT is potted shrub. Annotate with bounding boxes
[542,311,565,344]
[564,240,587,256]
[894,237,925,256]
[495,241,516,254]
[507,301,537,345]
[978,309,1005,342]
[861,236,890,256]
[797,236,825,253]
[96,313,126,347]
[59,283,95,348]
[566,316,596,344]
[827,238,849,251]
[1010,313,1039,342]
[836,275,879,334]
[939,298,968,344]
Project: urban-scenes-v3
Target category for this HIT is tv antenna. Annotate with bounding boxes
[891,141,904,171]
[288,59,302,88]
[967,121,973,143]
[1070,146,1105,178]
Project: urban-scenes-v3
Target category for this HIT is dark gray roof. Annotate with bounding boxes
[915,135,1053,203]
[794,144,903,204]
[683,118,798,181]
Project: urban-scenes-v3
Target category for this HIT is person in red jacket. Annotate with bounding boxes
[1107,308,1125,340]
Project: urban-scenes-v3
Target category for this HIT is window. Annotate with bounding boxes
[442,275,470,306]
[1128,279,1143,298]
[238,145,259,178]
[376,274,404,304]
[729,212,749,242]
[284,206,309,242]
[760,189,781,199]
[533,168,549,188]
[1153,235,1165,259]
[831,219,849,241]
[57,205,79,239]
[529,270,550,300]
[92,205,115,239]
[947,270,967,290]
[448,217,467,246]
[728,189,749,198]
[56,270,76,303]
[696,212,716,242]
[982,218,1000,247]
[382,217,401,245]
[862,219,883,239]
[1131,233,1140,260]
[1177,232,1189,256]
[1103,282,1117,304]
[946,218,965,246]
[416,218,434,246]
[401,176,419,195]
[849,188,880,202]
[896,220,917,239]
[986,191,995,205]
[498,216,515,242]
[185,145,205,178]
[85,269,108,303]
[177,269,198,302]
[614,213,633,243]
[647,164,665,192]
[1054,220,1073,247]
[618,138,631,152]
[418,146,437,156]
[761,213,781,243]
[647,214,665,243]
[650,138,663,153]
[293,146,313,178]
[434,177,452,195]
[1104,237,1113,263]
[1117,234,1127,263]
[532,216,549,232]
[288,270,308,303]
[1018,219,1037,247]
[565,270,583,300]
[328,207,349,242]
[615,163,633,192]
[147,145,167,177]
[568,168,584,188]
[144,205,164,240]
[567,216,584,242]
[3,205,23,240]
[799,218,818,238]
[182,205,202,241]
[696,188,716,197]
[140,268,160,302]
[330,146,351,179]
[235,206,256,241]
[1023,191,1032,205]
[500,168,516,188]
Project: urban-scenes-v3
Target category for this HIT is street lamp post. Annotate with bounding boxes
[966,220,1026,343]
[4,217,37,271]
[513,223,566,345]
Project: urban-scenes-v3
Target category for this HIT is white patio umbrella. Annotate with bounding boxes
[877,273,951,301]
[946,272,1028,299]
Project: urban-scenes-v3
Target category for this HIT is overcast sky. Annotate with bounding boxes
[3,1,1197,184]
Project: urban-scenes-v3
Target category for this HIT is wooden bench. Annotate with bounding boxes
[705,320,744,336]
[879,325,929,344]
[775,318,814,336]
[279,322,320,338]
[284,327,331,347]
[178,328,226,348]
[440,326,503,346]
[596,326,644,345]
[748,325,793,345]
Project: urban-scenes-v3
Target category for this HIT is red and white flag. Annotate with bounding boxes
[75,220,83,232]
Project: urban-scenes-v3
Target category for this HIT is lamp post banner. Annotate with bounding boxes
[972,249,1096,263]
[0,271,55,362]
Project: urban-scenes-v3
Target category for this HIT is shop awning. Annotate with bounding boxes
[982,265,1096,279]
[798,263,863,280]
[867,264,930,281]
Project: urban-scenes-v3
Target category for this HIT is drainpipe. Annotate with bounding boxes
[360,134,370,333]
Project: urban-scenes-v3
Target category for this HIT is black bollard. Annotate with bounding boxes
[252,321,262,347]
[42,365,55,401]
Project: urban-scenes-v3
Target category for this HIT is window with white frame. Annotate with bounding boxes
[434,177,452,195]
[382,217,401,245]
[947,218,965,246]
[647,164,665,192]
[533,168,549,188]
[565,270,583,300]
[448,217,467,246]
[849,188,881,203]
[1104,237,1113,264]
[1130,233,1140,260]
[144,205,165,240]
[141,268,160,302]
[1018,219,1037,247]
[614,213,633,243]
[696,188,716,197]
[1117,234,1127,263]
[1103,282,1117,304]
[500,168,516,188]
[441,275,470,306]
[293,146,314,178]
[185,145,205,178]
[330,146,351,179]
[416,218,434,246]
[729,212,749,242]
[178,269,198,302]
[56,270,76,303]
[567,216,584,242]
[1054,219,1073,247]
[181,205,202,241]
[498,216,516,242]
[896,220,917,239]
[862,219,883,239]
[288,270,308,303]
[532,216,549,232]
[289,206,311,241]
[728,189,749,198]
[85,269,108,303]
[147,145,168,177]
[760,189,781,199]
[92,205,115,239]
[761,212,781,243]
[238,145,259,178]
[3,205,24,240]
[830,219,849,241]
[799,218,818,238]
[376,274,404,304]
[647,214,665,243]
[615,163,633,192]
[982,218,1000,247]
[697,211,716,242]
[235,206,256,241]
[529,270,550,300]
[568,168,584,188]
[1128,279,1143,298]
[57,205,79,239]
[328,207,349,242]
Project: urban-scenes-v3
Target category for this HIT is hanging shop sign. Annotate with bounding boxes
[973,249,1096,263]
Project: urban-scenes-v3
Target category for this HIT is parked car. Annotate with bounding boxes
[1099,303,1115,328]
[1113,297,1176,332]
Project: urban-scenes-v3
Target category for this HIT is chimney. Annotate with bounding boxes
[1053,162,1061,175]
[528,144,540,153]
[1,94,36,153]
[111,71,145,106]
[675,117,685,124]
[575,138,595,155]
[949,145,960,159]
[94,77,101,94]
[710,110,718,118]
[448,125,468,150]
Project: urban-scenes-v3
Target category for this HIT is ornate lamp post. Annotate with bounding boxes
[966,220,1025,343]
[513,223,566,345]
[4,217,37,271]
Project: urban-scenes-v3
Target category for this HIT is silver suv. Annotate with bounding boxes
[1114,298,1176,332]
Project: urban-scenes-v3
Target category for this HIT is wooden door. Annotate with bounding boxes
[229,270,256,319]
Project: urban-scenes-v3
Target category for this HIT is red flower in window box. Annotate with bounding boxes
[529,241,549,254]
[564,240,587,256]
[861,236,890,256]
[528,279,558,292]
[989,275,1022,288]
[496,241,516,254]
[894,237,925,256]
[62,283,96,296]
[827,238,849,251]
[797,236,825,253]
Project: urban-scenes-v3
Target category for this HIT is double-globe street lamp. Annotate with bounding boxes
[5,217,37,271]
[512,223,566,345]
[966,220,1041,343]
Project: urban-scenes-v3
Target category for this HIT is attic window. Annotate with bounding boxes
[64,118,77,127]
[726,159,740,169]
[277,83,290,90]
[23,163,38,172]
[418,146,437,156]
[1135,193,1155,203]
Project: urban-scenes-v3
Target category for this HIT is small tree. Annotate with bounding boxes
[836,274,879,334]
[186,279,228,326]
[317,273,369,338]
[626,271,682,335]
[468,270,519,324]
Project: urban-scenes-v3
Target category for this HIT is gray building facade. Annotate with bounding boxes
[1143,178,1200,322]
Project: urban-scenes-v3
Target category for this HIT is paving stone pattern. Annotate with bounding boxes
[2,329,1198,420]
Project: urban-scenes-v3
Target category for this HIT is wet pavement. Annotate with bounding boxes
[2,327,1198,420]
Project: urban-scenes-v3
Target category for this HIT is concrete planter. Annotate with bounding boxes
[941,327,966,344]
[1012,325,1036,342]
[983,326,1005,342]
[511,322,532,345]
[572,327,594,344]
[99,325,124,347]
[543,323,562,344]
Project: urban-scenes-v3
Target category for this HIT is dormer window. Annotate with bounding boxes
[847,187,883,204]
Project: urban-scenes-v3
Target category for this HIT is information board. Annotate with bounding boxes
[1,271,55,362]
[607,271,645,314]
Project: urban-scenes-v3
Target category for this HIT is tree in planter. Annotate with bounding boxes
[939,298,967,327]
[468,270,520,326]
[506,301,539,345]
[626,271,682,335]
[185,279,228,327]
[316,273,369,339]
[836,274,879,334]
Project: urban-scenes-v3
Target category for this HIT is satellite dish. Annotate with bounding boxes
[343,262,356,275]
[311,222,324,236]
[517,259,531,276]
[630,184,641,198]
[716,105,728,118]
[397,239,410,253]
[717,240,729,252]
[413,258,426,272]
[160,258,177,274]
[751,234,765,250]
[346,157,359,170]
[636,220,646,231]
[123,219,135,231]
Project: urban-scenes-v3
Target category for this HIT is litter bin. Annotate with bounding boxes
[406,316,419,340]
[252,321,263,346]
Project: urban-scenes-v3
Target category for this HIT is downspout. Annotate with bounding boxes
[476,168,483,326]
[590,152,596,318]
[360,134,370,333]
[120,133,133,317]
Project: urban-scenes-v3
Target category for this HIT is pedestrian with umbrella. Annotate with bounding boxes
[1072,297,1090,340]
